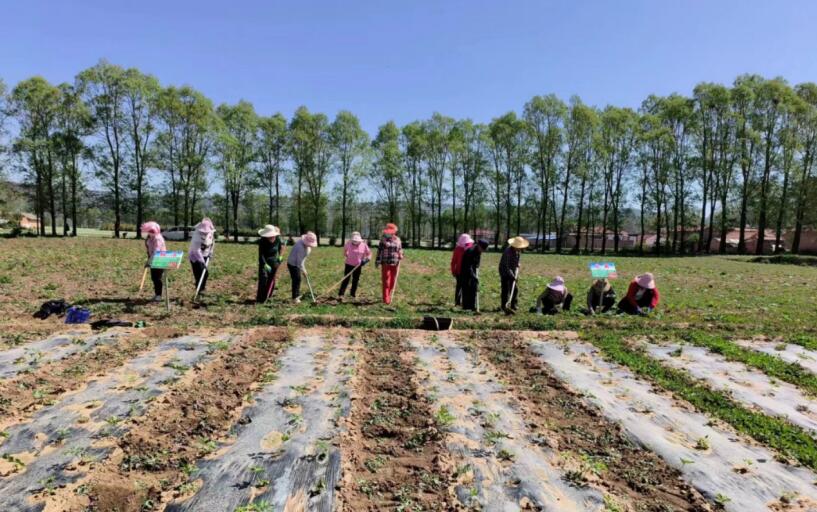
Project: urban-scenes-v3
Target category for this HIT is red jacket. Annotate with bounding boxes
[450,244,471,276]
[624,281,660,309]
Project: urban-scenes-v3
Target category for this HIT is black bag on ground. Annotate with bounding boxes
[33,299,69,320]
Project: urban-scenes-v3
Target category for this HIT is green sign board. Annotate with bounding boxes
[150,251,184,270]
[589,262,617,279]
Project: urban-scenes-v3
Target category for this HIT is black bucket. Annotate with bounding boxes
[421,316,453,331]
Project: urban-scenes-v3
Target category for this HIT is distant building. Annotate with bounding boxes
[783,229,817,254]
[18,213,40,231]
[708,228,780,254]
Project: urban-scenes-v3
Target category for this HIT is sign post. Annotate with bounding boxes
[150,251,184,312]
[589,262,618,280]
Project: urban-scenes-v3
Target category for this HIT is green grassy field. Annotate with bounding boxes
[0,237,815,340]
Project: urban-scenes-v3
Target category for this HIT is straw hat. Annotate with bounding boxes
[507,236,530,250]
[636,273,656,290]
[196,217,215,233]
[302,231,318,248]
[457,233,474,248]
[383,223,398,235]
[547,276,566,293]
[257,225,280,238]
[350,231,363,244]
[592,278,611,293]
[140,221,161,235]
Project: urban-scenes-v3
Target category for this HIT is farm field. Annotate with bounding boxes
[2,238,817,511]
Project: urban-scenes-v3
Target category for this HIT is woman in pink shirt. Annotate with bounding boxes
[339,231,371,298]
[141,221,167,302]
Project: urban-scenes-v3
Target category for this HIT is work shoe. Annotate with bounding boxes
[293,297,301,304]
[152,295,162,303]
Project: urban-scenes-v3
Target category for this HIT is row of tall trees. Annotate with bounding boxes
[1,63,816,253]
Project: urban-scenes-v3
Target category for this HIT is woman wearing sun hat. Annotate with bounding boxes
[141,221,166,302]
[498,236,529,314]
[189,218,215,296]
[339,231,371,298]
[617,272,660,315]
[532,276,573,315]
[585,278,616,315]
[256,224,282,303]
[375,223,403,305]
[287,231,318,303]
[451,233,474,306]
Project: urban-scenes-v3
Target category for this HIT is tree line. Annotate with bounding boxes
[1,61,816,254]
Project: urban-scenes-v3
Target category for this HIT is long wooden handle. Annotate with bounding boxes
[138,267,149,294]
[321,264,363,297]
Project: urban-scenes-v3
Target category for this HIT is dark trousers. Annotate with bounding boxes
[339,264,362,297]
[617,297,650,315]
[150,269,164,296]
[288,264,302,299]
[454,274,464,306]
[256,263,279,304]
[589,294,616,314]
[191,260,208,292]
[461,277,479,311]
[539,293,573,315]
[500,275,518,311]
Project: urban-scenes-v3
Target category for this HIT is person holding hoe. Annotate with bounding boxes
[499,236,529,314]
[141,221,166,302]
[287,231,318,303]
[451,233,474,306]
[339,231,371,299]
[585,278,616,315]
[189,218,215,298]
[256,224,283,304]
[617,272,660,316]
[375,223,403,305]
[460,239,489,311]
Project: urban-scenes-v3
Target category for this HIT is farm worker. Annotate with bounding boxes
[617,273,660,316]
[499,236,529,314]
[532,276,573,315]
[585,278,616,315]
[141,221,166,302]
[451,233,474,306]
[339,231,371,298]
[256,224,283,304]
[375,223,404,305]
[189,218,215,295]
[460,239,489,311]
[287,231,318,303]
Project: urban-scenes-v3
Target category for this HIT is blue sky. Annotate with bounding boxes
[3,0,817,135]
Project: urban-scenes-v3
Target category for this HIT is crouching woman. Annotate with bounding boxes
[617,273,660,316]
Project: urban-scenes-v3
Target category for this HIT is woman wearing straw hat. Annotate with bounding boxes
[532,276,573,315]
[189,218,215,296]
[375,223,403,305]
[451,233,474,306]
[498,236,529,314]
[287,231,318,303]
[339,231,371,299]
[585,278,617,315]
[617,272,660,316]
[141,221,166,302]
[256,224,283,304]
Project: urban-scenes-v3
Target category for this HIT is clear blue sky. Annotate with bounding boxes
[3,0,817,135]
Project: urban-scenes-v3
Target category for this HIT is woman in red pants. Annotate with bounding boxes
[374,223,404,305]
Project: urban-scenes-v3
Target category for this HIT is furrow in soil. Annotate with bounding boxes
[337,330,456,511]
[0,334,224,512]
[734,339,817,376]
[165,332,353,512]
[531,336,817,512]
[647,342,817,435]
[411,332,605,511]
[0,330,94,379]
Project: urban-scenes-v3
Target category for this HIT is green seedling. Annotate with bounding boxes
[434,405,455,428]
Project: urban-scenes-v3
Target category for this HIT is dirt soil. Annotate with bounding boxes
[34,327,290,512]
[337,330,457,511]
[466,331,711,512]
[0,326,183,428]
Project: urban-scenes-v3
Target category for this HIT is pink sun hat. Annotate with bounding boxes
[456,233,474,248]
[350,231,363,244]
[547,276,566,293]
[196,217,215,233]
[302,231,318,248]
[140,221,161,235]
[636,272,656,289]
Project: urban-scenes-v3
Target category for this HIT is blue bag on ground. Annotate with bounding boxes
[65,306,91,324]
